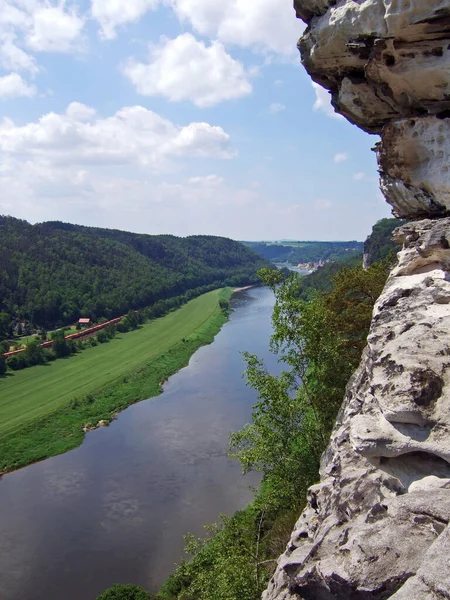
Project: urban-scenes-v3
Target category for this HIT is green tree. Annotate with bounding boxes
[0,312,11,341]
[0,356,6,376]
[52,330,71,358]
[96,584,152,600]
[24,339,45,366]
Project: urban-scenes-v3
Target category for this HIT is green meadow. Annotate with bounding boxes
[0,288,232,473]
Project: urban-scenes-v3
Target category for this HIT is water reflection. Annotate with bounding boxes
[0,287,278,600]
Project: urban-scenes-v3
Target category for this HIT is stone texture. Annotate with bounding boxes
[264,3,450,598]
[295,0,450,218]
[263,219,450,599]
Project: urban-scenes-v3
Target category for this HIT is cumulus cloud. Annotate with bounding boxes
[26,5,85,53]
[0,72,35,98]
[123,33,252,108]
[334,152,348,163]
[353,172,366,181]
[269,102,285,113]
[0,1,85,87]
[312,83,343,120]
[0,33,38,73]
[0,103,234,168]
[91,0,159,40]
[169,0,303,57]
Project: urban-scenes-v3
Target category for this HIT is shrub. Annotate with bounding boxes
[96,330,108,344]
[96,584,152,600]
[6,353,29,371]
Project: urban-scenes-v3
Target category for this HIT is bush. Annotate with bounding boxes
[0,356,6,375]
[96,584,152,600]
[96,330,108,344]
[6,353,29,371]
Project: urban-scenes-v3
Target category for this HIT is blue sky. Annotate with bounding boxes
[0,0,391,241]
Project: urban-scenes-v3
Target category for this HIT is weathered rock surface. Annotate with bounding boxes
[264,2,450,596]
[295,0,450,219]
[263,218,450,599]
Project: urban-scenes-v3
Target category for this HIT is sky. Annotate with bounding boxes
[0,0,392,241]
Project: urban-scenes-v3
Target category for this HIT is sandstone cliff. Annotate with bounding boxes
[264,2,450,598]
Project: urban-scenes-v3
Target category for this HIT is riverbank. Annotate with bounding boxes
[233,285,256,294]
[0,288,232,475]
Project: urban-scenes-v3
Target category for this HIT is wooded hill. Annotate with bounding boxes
[0,216,271,332]
[242,240,364,265]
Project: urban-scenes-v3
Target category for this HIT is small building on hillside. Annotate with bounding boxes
[78,318,91,327]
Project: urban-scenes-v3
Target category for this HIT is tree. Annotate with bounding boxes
[52,330,71,358]
[24,339,45,366]
[230,262,389,509]
[96,584,152,600]
[0,312,11,341]
[0,356,6,376]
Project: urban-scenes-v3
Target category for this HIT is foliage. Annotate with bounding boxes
[0,356,6,376]
[363,217,406,267]
[295,252,363,299]
[96,584,152,600]
[0,216,271,331]
[158,259,390,600]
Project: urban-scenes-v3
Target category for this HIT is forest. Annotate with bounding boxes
[243,240,364,265]
[0,216,271,336]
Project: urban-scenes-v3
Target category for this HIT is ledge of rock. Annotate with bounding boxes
[295,0,450,219]
[263,219,450,599]
[264,1,450,597]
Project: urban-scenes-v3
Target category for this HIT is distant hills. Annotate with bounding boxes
[0,217,272,332]
[242,240,364,266]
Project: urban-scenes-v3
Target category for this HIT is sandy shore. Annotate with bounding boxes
[232,285,255,294]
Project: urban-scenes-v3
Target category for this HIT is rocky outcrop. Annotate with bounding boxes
[264,219,450,599]
[296,0,450,219]
[264,2,450,598]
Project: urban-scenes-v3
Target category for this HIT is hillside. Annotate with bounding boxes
[0,216,271,333]
[243,240,364,266]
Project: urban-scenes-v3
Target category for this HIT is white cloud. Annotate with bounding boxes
[0,103,234,168]
[269,102,285,114]
[274,79,283,86]
[65,102,97,121]
[333,152,348,163]
[91,0,159,40]
[353,172,366,181]
[169,0,303,57]
[123,33,252,108]
[0,1,85,83]
[0,72,35,99]
[0,33,38,73]
[312,83,343,120]
[26,5,85,53]
[189,174,224,186]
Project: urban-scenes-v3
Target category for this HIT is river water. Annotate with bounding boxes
[0,287,279,600]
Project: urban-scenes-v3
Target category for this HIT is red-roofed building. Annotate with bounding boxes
[78,318,91,326]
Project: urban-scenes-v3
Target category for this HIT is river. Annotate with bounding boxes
[0,287,279,600]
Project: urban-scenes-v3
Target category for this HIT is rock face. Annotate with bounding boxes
[264,2,450,599]
[264,218,450,599]
[296,0,450,219]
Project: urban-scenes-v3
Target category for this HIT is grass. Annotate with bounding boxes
[0,288,232,473]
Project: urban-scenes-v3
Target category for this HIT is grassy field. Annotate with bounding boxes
[0,288,232,472]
